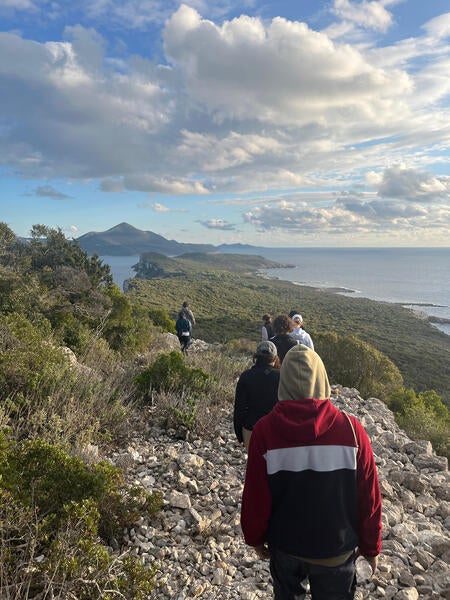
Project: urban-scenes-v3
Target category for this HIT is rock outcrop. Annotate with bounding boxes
[108,385,449,599]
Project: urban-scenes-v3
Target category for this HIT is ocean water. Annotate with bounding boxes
[259,248,450,336]
[101,248,450,336]
[100,255,139,290]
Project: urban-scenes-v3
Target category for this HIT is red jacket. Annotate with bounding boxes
[241,399,382,559]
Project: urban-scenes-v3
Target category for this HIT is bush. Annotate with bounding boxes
[148,307,176,334]
[387,388,450,459]
[0,491,156,600]
[0,435,162,540]
[0,433,162,599]
[0,314,73,402]
[225,337,256,355]
[135,350,210,402]
[314,332,403,400]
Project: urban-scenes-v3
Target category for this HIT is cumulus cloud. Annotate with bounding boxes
[243,193,450,238]
[373,167,450,202]
[32,185,72,199]
[163,5,411,127]
[199,218,236,230]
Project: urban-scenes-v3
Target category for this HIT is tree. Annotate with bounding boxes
[29,225,112,287]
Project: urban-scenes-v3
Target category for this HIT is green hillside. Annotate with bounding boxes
[128,255,450,405]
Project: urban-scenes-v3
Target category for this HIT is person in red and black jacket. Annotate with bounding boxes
[241,344,382,600]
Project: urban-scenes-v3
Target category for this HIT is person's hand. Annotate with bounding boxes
[363,555,378,575]
[253,544,270,560]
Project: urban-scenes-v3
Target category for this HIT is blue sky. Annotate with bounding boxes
[1,0,449,247]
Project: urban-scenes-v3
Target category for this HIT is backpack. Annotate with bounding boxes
[177,317,191,337]
[264,322,274,339]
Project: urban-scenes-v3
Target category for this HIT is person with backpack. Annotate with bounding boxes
[180,301,196,326]
[176,310,192,354]
[261,314,274,341]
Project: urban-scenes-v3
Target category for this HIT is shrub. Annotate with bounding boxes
[387,387,450,459]
[148,307,176,334]
[314,332,403,400]
[0,435,162,540]
[0,314,73,402]
[225,337,256,355]
[150,388,224,438]
[135,350,210,402]
[0,491,156,600]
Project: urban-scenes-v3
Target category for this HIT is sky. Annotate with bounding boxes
[1,0,450,247]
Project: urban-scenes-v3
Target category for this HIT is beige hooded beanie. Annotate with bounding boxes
[278,344,331,401]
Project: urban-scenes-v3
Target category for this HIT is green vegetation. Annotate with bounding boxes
[0,223,165,597]
[314,332,403,400]
[129,254,450,406]
[386,388,450,458]
[135,350,210,401]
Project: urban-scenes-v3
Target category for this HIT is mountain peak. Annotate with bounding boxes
[77,223,217,256]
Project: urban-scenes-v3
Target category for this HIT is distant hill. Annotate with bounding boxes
[132,251,290,279]
[76,223,219,256]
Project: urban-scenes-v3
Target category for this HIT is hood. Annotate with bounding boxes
[270,398,338,443]
[278,344,331,402]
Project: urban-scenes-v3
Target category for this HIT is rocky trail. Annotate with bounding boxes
[108,385,450,600]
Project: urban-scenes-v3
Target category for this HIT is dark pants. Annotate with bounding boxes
[179,335,191,353]
[269,547,356,600]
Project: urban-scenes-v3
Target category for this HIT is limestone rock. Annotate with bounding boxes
[107,383,449,599]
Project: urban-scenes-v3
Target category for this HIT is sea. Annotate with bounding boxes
[100,247,450,337]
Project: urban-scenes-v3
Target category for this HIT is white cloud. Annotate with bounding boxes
[331,0,394,32]
[375,166,450,201]
[149,202,170,212]
[123,175,209,195]
[177,130,281,171]
[243,194,450,239]
[163,5,411,127]
[199,218,236,230]
[0,0,34,7]
[422,12,450,40]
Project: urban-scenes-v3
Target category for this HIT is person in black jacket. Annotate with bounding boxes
[271,314,298,363]
[234,341,280,450]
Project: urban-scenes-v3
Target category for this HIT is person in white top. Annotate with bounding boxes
[289,314,314,350]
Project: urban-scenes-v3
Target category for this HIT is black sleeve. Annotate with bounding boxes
[233,374,248,443]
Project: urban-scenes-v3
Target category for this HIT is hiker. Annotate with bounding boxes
[261,314,274,341]
[233,341,280,450]
[180,301,196,326]
[175,310,192,354]
[270,314,298,363]
[290,314,314,350]
[241,344,382,600]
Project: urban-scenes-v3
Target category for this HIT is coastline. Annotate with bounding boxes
[269,275,450,337]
